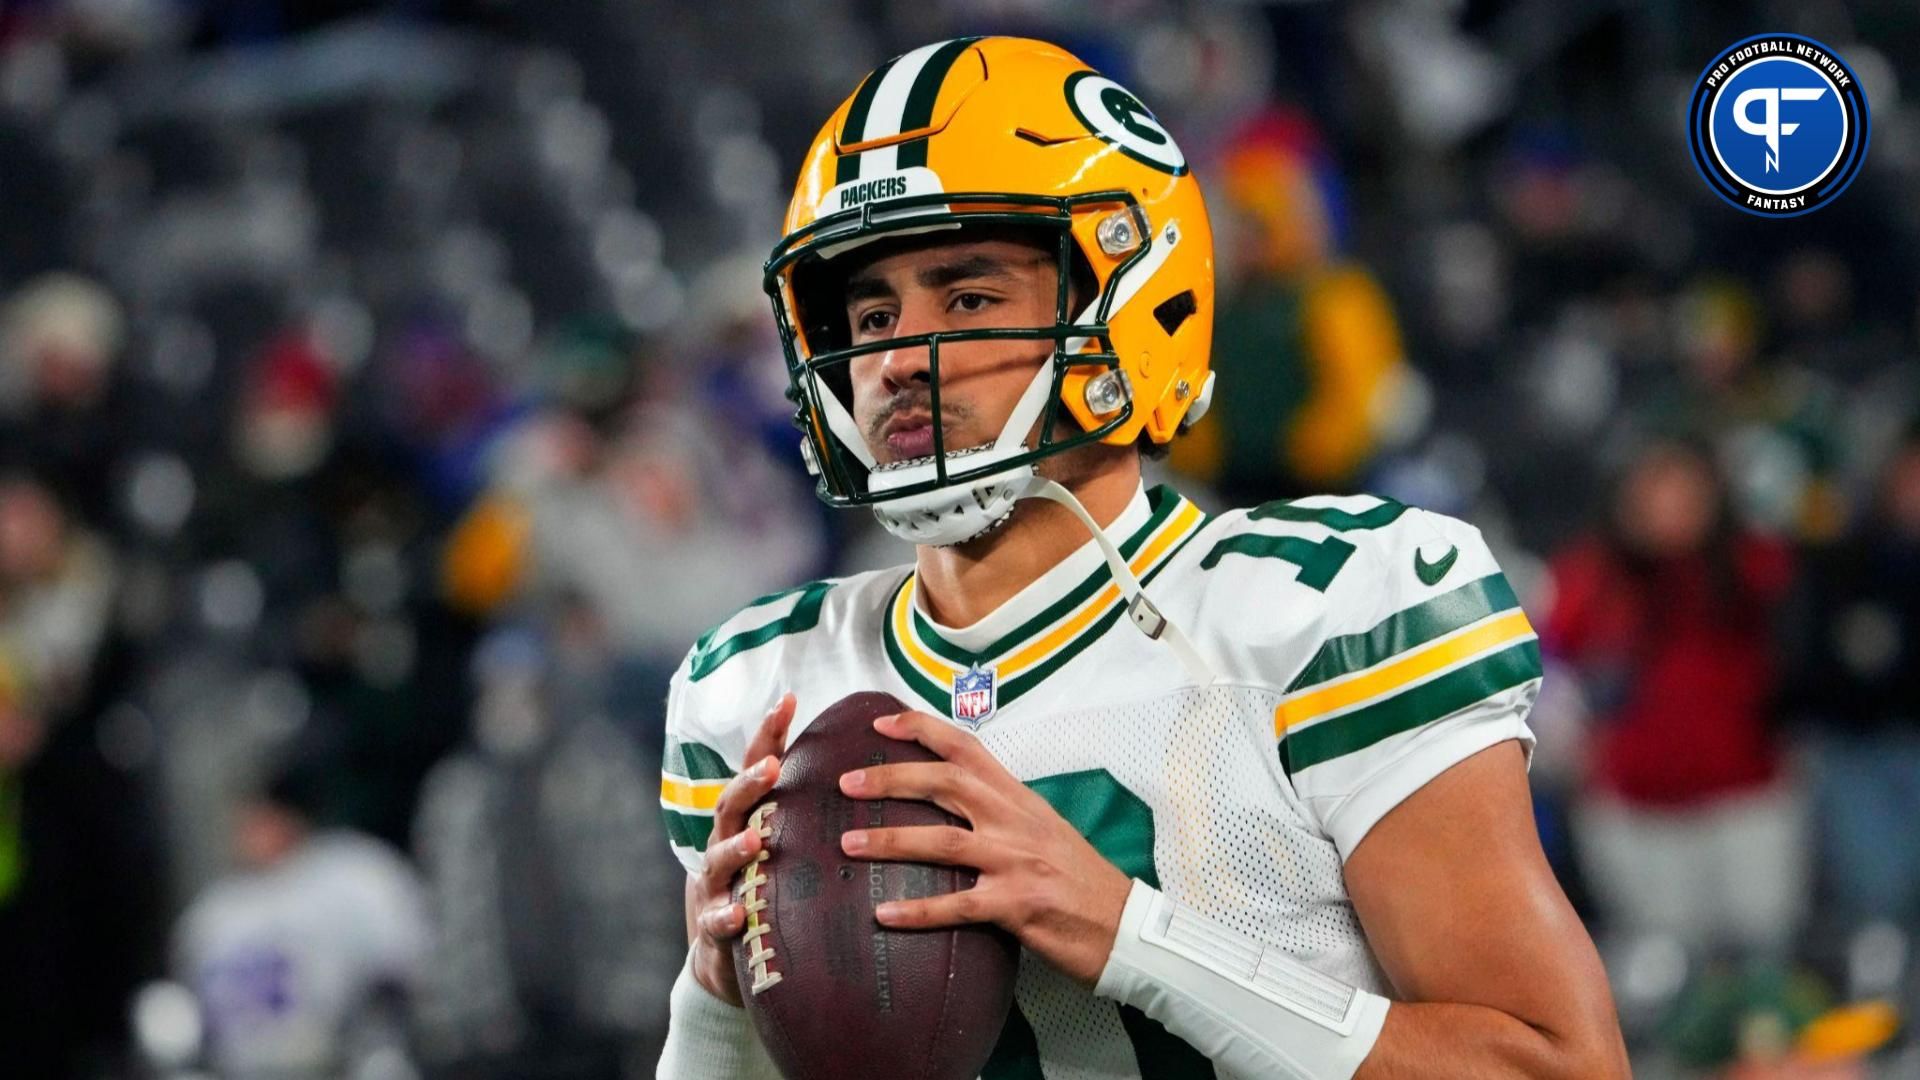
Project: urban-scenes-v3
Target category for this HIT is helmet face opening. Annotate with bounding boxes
[764,190,1154,509]
[767,37,1216,525]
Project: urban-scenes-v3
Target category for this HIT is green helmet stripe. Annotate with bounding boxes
[895,36,982,170]
[834,54,899,184]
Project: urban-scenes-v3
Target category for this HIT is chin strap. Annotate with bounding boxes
[1021,477,1217,687]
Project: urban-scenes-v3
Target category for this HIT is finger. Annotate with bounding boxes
[874,886,993,930]
[711,754,780,839]
[840,760,1000,821]
[698,898,748,941]
[873,709,998,773]
[842,824,994,869]
[700,823,763,896]
[743,692,798,765]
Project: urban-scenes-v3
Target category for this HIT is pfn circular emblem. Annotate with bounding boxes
[1689,34,1869,218]
[1064,71,1187,175]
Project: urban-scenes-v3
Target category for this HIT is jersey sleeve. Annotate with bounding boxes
[1275,505,1541,861]
[660,654,742,875]
[659,580,839,874]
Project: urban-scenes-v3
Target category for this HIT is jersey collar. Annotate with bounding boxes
[882,484,1208,719]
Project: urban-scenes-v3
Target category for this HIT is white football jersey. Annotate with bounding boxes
[661,483,1539,1079]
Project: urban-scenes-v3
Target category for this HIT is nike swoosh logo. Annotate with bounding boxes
[1414,544,1459,586]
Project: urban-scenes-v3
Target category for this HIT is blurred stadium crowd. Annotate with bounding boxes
[2,1,1919,1077]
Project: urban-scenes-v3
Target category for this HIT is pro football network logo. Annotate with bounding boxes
[951,665,997,728]
[1688,34,1869,218]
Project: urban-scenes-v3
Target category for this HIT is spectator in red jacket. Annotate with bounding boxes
[1543,436,1802,955]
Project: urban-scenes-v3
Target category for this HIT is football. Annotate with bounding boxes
[731,690,1019,1080]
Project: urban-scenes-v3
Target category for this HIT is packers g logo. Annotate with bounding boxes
[1064,72,1187,176]
[1688,33,1869,218]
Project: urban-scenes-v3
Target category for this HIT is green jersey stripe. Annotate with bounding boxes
[1281,639,1542,775]
[882,489,1206,718]
[881,602,954,715]
[994,522,1204,704]
[906,597,986,668]
[688,580,833,682]
[1287,572,1522,692]
[662,806,714,852]
[908,485,1183,667]
[996,602,1128,704]
[1248,497,1409,531]
[663,738,734,782]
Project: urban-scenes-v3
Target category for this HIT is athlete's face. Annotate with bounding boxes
[843,237,1062,465]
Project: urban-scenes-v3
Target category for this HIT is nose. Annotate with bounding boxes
[878,311,935,393]
[879,346,930,393]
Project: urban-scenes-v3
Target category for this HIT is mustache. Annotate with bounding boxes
[866,388,973,441]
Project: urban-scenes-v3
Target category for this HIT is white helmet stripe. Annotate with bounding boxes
[856,40,946,175]
[1064,218,1181,354]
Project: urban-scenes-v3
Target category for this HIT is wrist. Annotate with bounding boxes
[1095,878,1160,999]
[692,946,743,1007]
[1083,865,1139,985]
[1046,861,1137,987]
[660,948,778,1079]
[1096,879,1389,1080]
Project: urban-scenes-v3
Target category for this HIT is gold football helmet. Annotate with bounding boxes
[765,36,1215,544]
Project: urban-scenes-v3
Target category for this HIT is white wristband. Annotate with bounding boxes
[1095,879,1389,1080]
[656,949,782,1080]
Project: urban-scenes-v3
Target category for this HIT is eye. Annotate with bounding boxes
[951,292,995,314]
[856,309,896,335]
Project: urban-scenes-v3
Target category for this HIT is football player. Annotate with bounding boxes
[658,37,1627,1079]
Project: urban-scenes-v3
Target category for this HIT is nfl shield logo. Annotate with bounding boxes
[951,665,998,729]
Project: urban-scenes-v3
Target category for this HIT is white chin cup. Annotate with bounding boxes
[867,443,1035,546]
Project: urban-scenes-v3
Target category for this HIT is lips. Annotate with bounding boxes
[885,421,936,460]
[881,412,937,461]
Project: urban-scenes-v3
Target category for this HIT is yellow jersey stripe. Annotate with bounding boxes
[997,501,1205,677]
[893,499,1206,686]
[660,775,724,812]
[1273,609,1537,735]
[892,582,956,679]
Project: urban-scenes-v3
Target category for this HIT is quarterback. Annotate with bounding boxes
[657,37,1627,1080]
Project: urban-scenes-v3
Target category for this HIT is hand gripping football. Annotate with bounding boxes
[731,691,1019,1080]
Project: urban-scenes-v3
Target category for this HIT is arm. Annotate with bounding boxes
[1344,741,1628,1079]
[855,711,1625,1080]
[656,694,795,1080]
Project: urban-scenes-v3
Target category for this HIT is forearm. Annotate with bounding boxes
[1095,879,1387,1080]
[1096,880,1623,1080]
[656,949,782,1080]
[1355,1000,1627,1080]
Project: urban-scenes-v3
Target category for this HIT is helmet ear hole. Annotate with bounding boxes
[1152,290,1197,336]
